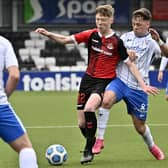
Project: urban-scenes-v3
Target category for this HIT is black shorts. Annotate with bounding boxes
[77,73,114,110]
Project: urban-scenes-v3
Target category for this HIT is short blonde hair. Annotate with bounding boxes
[96,4,114,17]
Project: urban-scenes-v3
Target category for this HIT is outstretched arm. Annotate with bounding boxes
[35,28,74,44]
[126,60,159,95]
[149,28,168,57]
[158,56,168,82]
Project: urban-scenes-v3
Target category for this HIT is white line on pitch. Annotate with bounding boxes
[25,123,168,129]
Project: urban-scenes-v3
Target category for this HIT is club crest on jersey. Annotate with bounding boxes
[107,43,114,50]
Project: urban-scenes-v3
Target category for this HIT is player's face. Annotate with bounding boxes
[132,16,150,36]
[96,13,113,35]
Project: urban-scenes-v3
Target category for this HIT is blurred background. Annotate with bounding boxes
[1,0,168,90]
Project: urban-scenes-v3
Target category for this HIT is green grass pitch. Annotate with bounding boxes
[0,90,167,168]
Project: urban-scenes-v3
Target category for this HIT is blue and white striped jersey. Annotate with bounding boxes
[117,31,161,90]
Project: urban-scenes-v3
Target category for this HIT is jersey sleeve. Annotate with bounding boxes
[72,28,97,44]
[4,39,18,69]
[159,56,168,71]
[153,40,161,55]
[120,33,126,43]
[117,38,129,61]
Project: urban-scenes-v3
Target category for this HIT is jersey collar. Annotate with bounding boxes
[134,32,150,38]
[98,31,115,38]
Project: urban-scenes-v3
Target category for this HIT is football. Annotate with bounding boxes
[45,144,68,165]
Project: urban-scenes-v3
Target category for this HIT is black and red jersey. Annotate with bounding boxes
[73,28,128,79]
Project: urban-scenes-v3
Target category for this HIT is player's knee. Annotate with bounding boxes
[102,98,112,109]
[84,106,96,112]
[78,120,85,128]
[11,134,32,152]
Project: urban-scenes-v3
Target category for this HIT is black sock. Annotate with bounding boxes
[80,127,87,138]
[84,111,97,139]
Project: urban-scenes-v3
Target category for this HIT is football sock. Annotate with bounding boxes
[97,107,110,139]
[80,127,87,138]
[142,125,154,149]
[19,148,38,168]
[84,111,97,138]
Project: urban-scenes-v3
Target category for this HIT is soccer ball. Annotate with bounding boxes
[45,144,68,165]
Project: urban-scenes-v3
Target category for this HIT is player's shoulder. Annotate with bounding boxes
[146,33,158,45]
[80,28,98,34]
[75,28,98,39]
[0,35,12,46]
[122,31,134,36]
[145,34,161,52]
[120,31,134,40]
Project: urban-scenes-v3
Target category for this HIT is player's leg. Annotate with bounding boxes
[77,93,94,164]
[93,78,125,154]
[76,76,96,164]
[80,93,101,164]
[131,115,154,147]
[0,104,38,168]
[126,89,165,160]
[78,109,86,136]
[9,134,38,168]
[79,75,113,163]
[131,115,165,160]
[92,91,116,154]
[77,74,91,139]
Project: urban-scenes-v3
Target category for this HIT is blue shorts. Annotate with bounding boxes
[0,104,26,143]
[166,81,168,95]
[106,78,148,121]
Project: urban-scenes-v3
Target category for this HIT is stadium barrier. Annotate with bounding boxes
[3,71,168,91]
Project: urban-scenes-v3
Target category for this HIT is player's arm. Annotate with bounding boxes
[159,44,168,57]
[118,38,159,95]
[126,49,138,61]
[125,60,159,95]
[35,28,74,44]
[149,28,168,57]
[125,59,159,95]
[158,56,168,82]
[5,66,20,98]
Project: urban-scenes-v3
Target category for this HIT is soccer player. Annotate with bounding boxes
[0,35,38,168]
[93,8,165,160]
[157,56,168,101]
[150,28,168,57]
[35,5,159,164]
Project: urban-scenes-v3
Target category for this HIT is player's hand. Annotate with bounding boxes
[35,28,50,36]
[149,28,160,41]
[157,71,163,82]
[127,49,138,61]
[142,85,160,96]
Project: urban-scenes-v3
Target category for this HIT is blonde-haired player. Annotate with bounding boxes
[35,5,159,164]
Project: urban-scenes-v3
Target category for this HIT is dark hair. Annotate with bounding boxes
[132,8,152,21]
